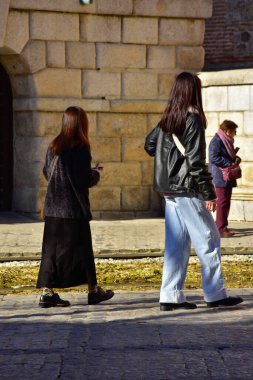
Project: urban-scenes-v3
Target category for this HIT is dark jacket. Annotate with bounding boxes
[144,113,216,201]
[208,133,237,188]
[43,145,100,220]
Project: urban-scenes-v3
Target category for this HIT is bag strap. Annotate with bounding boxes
[48,156,59,183]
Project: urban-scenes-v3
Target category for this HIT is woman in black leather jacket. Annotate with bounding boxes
[145,72,243,310]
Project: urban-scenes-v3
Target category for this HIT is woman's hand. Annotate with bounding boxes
[205,200,217,212]
[235,156,241,165]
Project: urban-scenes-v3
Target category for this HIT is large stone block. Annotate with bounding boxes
[148,46,175,69]
[234,137,253,162]
[244,201,253,222]
[14,97,110,113]
[147,114,162,133]
[15,112,62,137]
[97,0,133,15]
[83,71,121,98]
[134,0,213,18]
[122,137,151,161]
[203,87,228,112]
[3,10,29,54]
[12,186,39,213]
[150,190,163,212]
[228,85,250,111]
[1,40,46,74]
[30,12,79,41]
[14,160,44,187]
[100,163,141,186]
[229,200,245,221]
[0,0,10,47]
[122,186,149,210]
[177,46,205,70]
[98,113,147,137]
[205,112,219,137]
[97,43,146,69]
[46,41,65,68]
[15,136,51,162]
[158,74,174,98]
[66,42,95,69]
[40,69,81,97]
[90,137,121,162]
[142,161,154,185]
[9,0,96,13]
[80,15,121,43]
[160,19,205,45]
[87,113,97,137]
[110,100,166,113]
[243,111,253,136]
[241,163,253,186]
[123,17,158,44]
[219,112,244,136]
[123,73,157,98]
[89,187,121,211]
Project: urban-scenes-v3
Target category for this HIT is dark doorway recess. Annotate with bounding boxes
[0,63,13,210]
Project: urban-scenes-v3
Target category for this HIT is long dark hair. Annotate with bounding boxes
[49,106,91,154]
[160,72,206,135]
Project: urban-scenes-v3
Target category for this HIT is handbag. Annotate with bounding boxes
[221,164,241,182]
[40,156,59,220]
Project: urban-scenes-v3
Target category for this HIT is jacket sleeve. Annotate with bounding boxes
[70,147,100,189]
[43,150,54,181]
[183,116,216,201]
[144,124,160,156]
[209,138,232,168]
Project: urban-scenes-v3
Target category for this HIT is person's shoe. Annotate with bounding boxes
[88,286,114,305]
[220,229,235,238]
[160,302,197,311]
[39,293,70,308]
[206,296,243,308]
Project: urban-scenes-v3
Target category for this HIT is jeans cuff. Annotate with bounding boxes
[159,289,186,303]
[204,287,228,302]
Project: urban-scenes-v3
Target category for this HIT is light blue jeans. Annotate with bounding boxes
[160,194,228,303]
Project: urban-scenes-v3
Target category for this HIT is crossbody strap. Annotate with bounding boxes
[48,156,59,183]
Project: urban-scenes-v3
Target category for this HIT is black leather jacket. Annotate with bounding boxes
[144,113,216,201]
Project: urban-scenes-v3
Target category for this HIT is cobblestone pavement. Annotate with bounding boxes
[0,212,253,260]
[0,289,252,380]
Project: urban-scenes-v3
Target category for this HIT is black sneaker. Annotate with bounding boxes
[160,302,197,311]
[206,296,243,308]
[88,286,114,305]
[39,293,70,308]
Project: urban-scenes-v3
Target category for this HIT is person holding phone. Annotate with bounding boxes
[36,106,114,308]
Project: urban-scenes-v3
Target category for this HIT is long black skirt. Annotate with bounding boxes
[36,217,97,289]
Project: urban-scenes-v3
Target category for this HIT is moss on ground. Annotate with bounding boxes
[0,259,252,294]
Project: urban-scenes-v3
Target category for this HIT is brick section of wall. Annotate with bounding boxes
[204,0,253,70]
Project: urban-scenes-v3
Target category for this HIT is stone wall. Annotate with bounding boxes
[200,69,253,221]
[0,0,213,218]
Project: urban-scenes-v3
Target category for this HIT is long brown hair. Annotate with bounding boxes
[160,72,206,135]
[49,106,91,154]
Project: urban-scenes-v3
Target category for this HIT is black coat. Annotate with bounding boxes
[208,133,236,188]
[144,113,216,201]
[43,145,100,220]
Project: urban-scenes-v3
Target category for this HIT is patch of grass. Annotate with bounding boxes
[0,260,252,294]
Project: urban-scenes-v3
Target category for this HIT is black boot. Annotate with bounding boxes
[206,296,243,308]
[39,293,70,308]
[160,302,197,311]
[88,286,114,305]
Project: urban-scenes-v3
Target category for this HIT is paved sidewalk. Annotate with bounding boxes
[0,289,252,380]
[0,212,253,260]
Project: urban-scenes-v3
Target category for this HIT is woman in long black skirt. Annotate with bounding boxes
[36,106,114,308]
